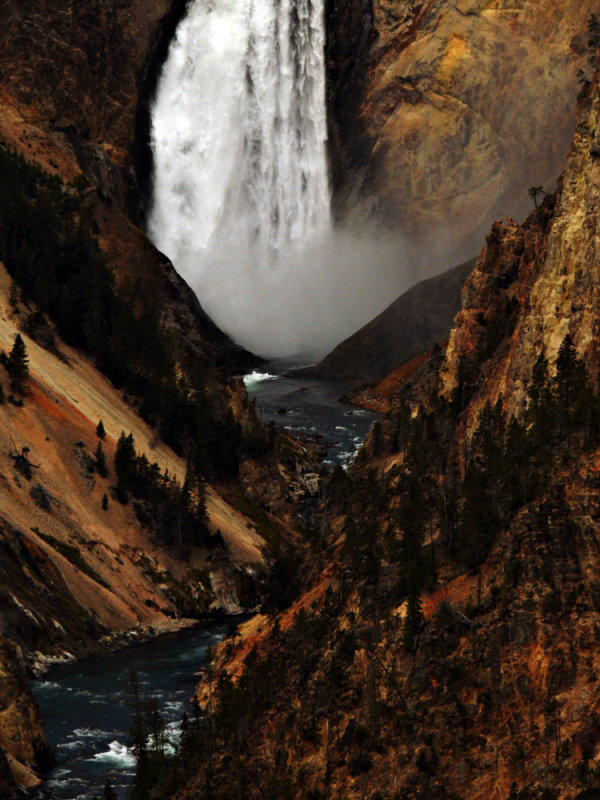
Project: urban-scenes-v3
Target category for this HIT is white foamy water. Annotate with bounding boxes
[90,740,136,768]
[243,371,279,388]
[148,0,406,357]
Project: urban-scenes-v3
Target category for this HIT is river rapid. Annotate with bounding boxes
[31,623,231,800]
[243,363,378,467]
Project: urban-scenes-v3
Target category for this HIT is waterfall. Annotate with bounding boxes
[149,0,405,358]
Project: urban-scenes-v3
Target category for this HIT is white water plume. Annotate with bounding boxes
[149,0,407,358]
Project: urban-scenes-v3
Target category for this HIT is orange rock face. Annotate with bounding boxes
[442,72,600,430]
[0,639,52,790]
[0,0,171,165]
[331,0,596,264]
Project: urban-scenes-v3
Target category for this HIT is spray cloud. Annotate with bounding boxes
[148,0,409,359]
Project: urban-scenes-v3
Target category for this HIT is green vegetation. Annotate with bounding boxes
[95,442,108,478]
[121,330,600,799]
[5,333,29,394]
[226,487,283,551]
[128,591,343,799]
[128,669,170,800]
[528,185,545,209]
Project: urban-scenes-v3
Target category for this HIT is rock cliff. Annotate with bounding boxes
[0,261,272,788]
[0,0,255,377]
[442,70,600,432]
[329,0,597,264]
[157,48,600,800]
[0,0,179,209]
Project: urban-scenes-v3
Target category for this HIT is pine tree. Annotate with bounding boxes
[6,334,29,394]
[555,333,577,409]
[528,351,549,409]
[114,431,136,502]
[402,578,423,652]
[96,419,106,439]
[9,279,20,312]
[101,493,109,511]
[528,185,545,209]
[95,441,108,478]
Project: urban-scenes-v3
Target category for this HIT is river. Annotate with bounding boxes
[31,370,376,799]
[243,364,378,467]
[31,622,231,800]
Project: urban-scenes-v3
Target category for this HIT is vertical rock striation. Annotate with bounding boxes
[327,0,597,262]
[442,72,600,429]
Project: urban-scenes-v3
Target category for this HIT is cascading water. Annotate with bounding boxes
[149,0,405,358]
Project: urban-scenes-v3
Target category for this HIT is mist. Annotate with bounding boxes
[147,0,415,361]
[173,224,411,360]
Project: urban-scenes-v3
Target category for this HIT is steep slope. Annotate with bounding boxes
[300,258,474,386]
[2,0,594,282]
[441,71,600,433]
[139,55,600,800]
[328,0,597,264]
[0,0,255,377]
[0,259,278,789]
[0,0,180,212]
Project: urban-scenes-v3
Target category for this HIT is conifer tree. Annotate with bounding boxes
[6,333,29,394]
[96,419,106,439]
[555,333,577,409]
[114,431,136,502]
[403,576,423,653]
[95,441,108,478]
[528,185,545,208]
[528,351,549,409]
[9,280,20,312]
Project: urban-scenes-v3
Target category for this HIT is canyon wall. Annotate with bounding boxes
[329,0,598,266]
[0,0,253,376]
[0,2,260,788]
[442,70,600,430]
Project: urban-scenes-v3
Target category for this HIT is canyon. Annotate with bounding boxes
[1,0,600,798]
[178,64,600,800]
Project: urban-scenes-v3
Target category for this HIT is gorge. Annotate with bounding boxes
[2,1,600,799]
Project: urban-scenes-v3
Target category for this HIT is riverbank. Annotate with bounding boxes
[32,620,235,800]
[29,616,203,678]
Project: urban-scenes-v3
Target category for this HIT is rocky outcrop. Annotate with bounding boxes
[442,72,600,428]
[195,463,600,799]
[299,258,474,386]
[0,746,18,800]
[329,0,596,261]
[0,0,177,202]
[0,261,271,790]
[0,639,52,791]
